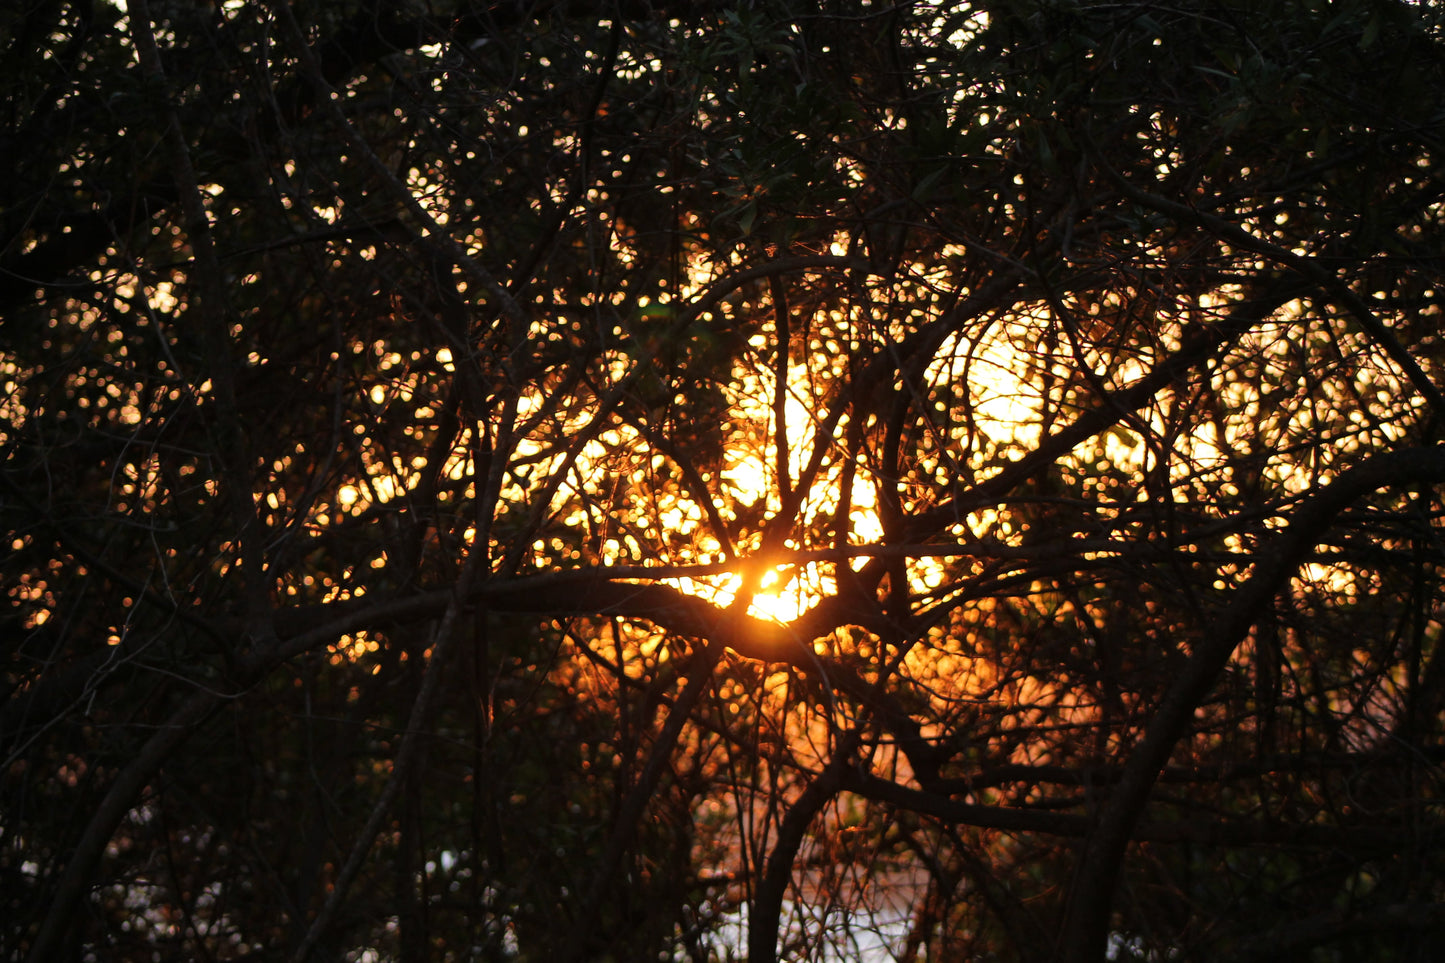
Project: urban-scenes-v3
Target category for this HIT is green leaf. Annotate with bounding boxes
[912,166,948,202]
[1360,14,1380,49]
[737,199,757,236]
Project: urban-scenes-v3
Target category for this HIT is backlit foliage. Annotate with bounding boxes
[4,1,1445,961]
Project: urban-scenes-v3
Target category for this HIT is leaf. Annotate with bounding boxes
[1036,130,1055,171]
[1360,14,1380,49]
[737,198,757,236]
[1193,65,1237,82]
[912,166,948,202]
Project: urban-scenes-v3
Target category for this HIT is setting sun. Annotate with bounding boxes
[12,3,1442,962]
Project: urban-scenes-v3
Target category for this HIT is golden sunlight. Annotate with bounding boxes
[677,568,824,624]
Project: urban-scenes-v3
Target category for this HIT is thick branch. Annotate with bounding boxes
[749,732,861,963]
[838,771,1424,851]
[1058,445,1445,963]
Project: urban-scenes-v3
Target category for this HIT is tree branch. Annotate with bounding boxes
[1059,444,1445,963]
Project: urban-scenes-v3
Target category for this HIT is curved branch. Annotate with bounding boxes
[838,771,1427,851]
[1088,137,1445,418]
[1058,444,1445,963]
[748,731,861,963]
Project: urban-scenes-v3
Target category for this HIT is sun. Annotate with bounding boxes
[622,264,1052,631]
[684,568,811,624]
[746,567,807,623]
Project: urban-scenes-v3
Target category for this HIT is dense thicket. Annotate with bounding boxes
[5,1,1445,960]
